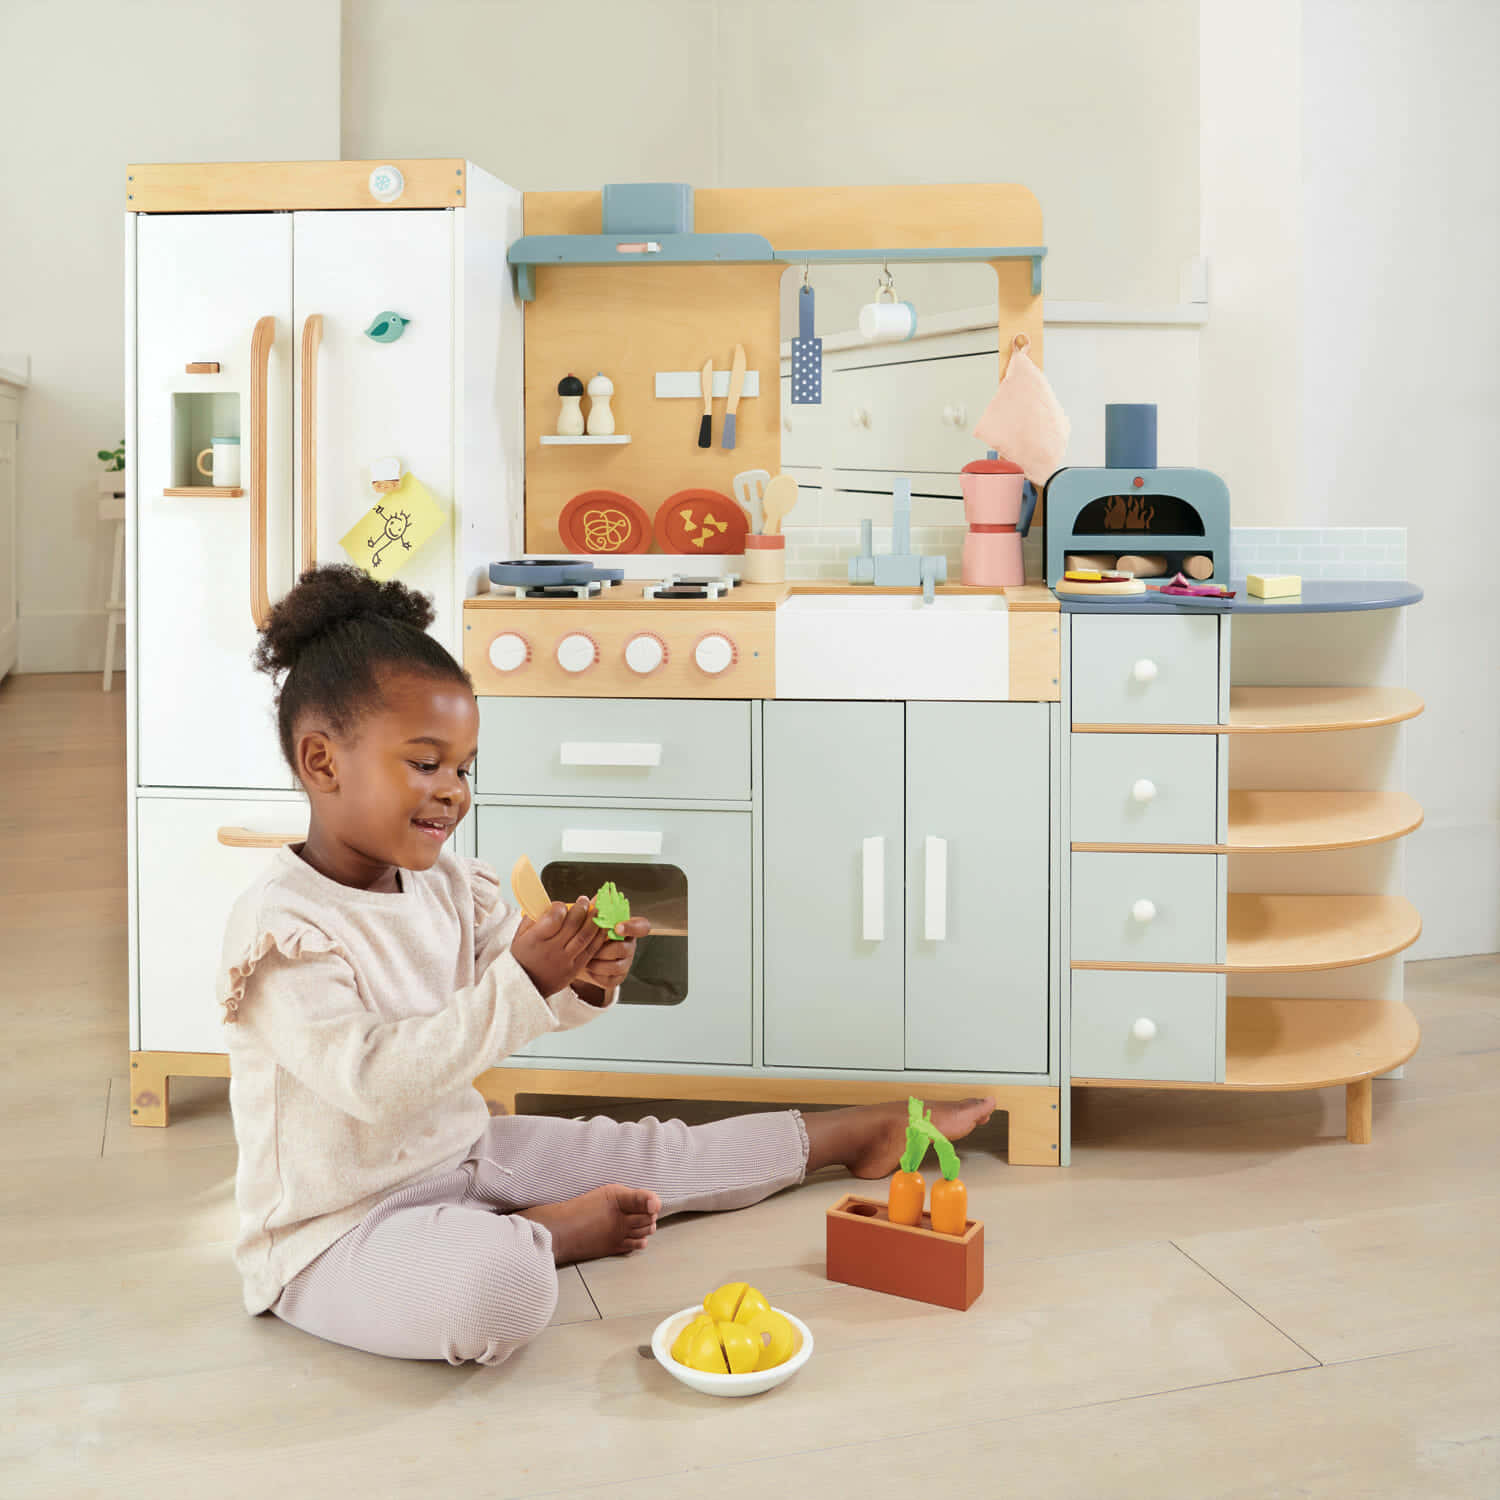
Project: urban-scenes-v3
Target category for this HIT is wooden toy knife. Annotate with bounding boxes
[722,344,747,449]
[698,358,713,447]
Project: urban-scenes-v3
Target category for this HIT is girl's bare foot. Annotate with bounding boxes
[803,1098,996,1178]
[519,1184,660,1265]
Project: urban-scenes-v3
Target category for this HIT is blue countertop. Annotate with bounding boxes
[1055,580,1423,615]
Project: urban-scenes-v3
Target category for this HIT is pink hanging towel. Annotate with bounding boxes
[972,333,1070,487]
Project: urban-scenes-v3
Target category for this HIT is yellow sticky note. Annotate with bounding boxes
[339,473,445,579]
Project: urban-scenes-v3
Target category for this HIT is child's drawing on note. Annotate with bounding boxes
[339,472,445,579]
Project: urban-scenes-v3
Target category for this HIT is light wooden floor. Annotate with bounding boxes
[2,672,1497,1499]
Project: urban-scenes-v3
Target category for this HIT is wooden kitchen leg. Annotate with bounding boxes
[996,1085,1061,1166]
[129,1052,171,1127]
[1346,1078,1373,1144]
[473,1068,516,1118]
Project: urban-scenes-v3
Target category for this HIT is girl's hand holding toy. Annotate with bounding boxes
[510,899,613,1000]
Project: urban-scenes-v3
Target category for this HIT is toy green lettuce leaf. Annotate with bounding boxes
[592,881,631,932]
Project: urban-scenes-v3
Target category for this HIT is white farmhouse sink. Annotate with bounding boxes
[776,592,1012,699]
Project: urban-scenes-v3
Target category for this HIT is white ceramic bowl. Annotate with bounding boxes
[651,1305,814,1398]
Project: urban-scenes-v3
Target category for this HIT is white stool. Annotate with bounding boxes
[98,493,125,691]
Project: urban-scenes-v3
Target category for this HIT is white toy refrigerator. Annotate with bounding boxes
[125,160,524,1123]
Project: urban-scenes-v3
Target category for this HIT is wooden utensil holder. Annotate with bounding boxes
[826,1194,984,1311]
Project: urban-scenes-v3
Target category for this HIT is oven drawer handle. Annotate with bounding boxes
[560,829,664,857]
[218,826,303,849]
[559,741,663,768]
[924,835,948,942]
[862,835,885,942]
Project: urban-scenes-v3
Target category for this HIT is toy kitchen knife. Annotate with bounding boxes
[722,344,747,449]
[698,358,713,448]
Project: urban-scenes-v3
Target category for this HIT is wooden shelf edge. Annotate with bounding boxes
[1073,997,1420,1092]
[1074,687,1425,737]
[162,486,244,498]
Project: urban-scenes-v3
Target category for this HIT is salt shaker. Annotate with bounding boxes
[586,372,615,436]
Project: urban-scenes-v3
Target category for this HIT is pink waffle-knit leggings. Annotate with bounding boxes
[271,1108,809,1366]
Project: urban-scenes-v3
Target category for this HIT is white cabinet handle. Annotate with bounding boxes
[924,835,948,942]
[1131,778,1157,803]
[217,826,303,849]
[1132,658,1159,683]
[861,835,885,941]
[559,741,662,768]
[560,829,663,857]
[1131,898,1157,923]
[1131,1017,1158,1042]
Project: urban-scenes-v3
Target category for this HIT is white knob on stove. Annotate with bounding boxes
[555,633,598,674]
[1131,778,1157,803]
[1131,1017,1158,1042]
[694,633,737,676]
[1132,658,1159,684]
[1131,898,1157,924]
[624,632,668,675]
[487,632,530,674]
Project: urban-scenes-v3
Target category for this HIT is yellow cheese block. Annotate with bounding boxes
[1247,573,1302,598]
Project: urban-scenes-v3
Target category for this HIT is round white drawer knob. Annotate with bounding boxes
[487,632,529,673]
[851,406,872,429]
[1131,898,1157,923]
[555,633,598,674]
[783,413,793,431]
[942,403,968,427]
[624,632,667,675]
[694,633,736,676]
[367,164,406,203]
[1131,1017,1158,1042]
[1131,778,1157,803]
[1132,658,1159,683]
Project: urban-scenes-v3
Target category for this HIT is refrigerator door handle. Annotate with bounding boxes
[299,314,324,572]
[249,315,276,629]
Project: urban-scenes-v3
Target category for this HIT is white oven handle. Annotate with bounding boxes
[559,741,663,768]
[862,835,885,942]
[560,829,664,857]
[924,835,948,942]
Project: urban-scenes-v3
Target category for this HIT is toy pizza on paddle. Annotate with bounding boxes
[1055,568,1146,596]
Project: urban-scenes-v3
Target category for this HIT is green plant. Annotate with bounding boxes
[97,439,124,473]
[591,881,631,932]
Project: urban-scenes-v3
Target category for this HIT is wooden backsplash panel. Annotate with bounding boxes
[521,185,1044,554]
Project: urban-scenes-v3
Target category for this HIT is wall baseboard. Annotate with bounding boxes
[18,609,124,675]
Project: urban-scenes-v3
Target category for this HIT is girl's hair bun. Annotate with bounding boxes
[253,564,436,679]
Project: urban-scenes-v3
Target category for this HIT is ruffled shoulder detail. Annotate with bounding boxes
[465,856,504,927]
[220,920,346,1025]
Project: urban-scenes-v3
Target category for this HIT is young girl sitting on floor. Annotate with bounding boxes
[220,564,992,1367]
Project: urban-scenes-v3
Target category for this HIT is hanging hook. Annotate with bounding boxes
[802,263,812,291]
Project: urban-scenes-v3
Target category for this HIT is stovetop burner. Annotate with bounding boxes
[643,574,742,601]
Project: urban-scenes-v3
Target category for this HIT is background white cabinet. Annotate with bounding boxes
[0,387,17,682]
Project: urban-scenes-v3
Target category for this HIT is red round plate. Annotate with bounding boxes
[557,490,654,554]
[655,489,750,555]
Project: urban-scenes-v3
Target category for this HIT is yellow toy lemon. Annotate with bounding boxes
[733,1286,773,1325]
[715,1319,760,1375]
[740,1308,797,1371]
[669,1313,713,1366]
[681,1322,729,1375]
[703,1281,749,1322]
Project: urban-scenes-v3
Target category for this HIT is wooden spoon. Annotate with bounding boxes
[760,473,799,535]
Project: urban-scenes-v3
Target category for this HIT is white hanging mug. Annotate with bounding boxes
[196,436,241,487]
[858,283,917,341]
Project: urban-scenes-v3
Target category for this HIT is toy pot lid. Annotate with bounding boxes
[961,456,1023,474]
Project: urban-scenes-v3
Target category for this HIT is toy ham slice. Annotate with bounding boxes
[510,855,554,921]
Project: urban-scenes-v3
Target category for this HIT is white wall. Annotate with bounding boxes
[0,0,340,673]
[1299,0,1500,957]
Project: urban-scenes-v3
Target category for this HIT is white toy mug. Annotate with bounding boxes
[195,436,240,487]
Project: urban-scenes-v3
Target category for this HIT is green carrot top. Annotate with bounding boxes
[898,1096,962,1180]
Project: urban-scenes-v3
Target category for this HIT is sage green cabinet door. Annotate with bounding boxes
[905,702,1050,1073]
[763,701,905,1070]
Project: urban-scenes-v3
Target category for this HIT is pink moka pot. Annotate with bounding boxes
[960,453,1034,586]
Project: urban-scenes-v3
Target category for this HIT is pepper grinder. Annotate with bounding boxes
[586,372,615,436]
[556,374,585,436]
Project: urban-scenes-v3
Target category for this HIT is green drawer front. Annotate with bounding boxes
[1071,970,1219,1082]
[1071,851,1219,965]
[1072,615,1220,726]
[1070,733,1219,846]
[476,697,751,800]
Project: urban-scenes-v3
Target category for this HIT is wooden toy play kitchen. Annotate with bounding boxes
[123,162,1424,1165]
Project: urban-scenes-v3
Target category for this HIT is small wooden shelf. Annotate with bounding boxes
[1075,791,1426,854]
[1072,996,1420,1092]
[1073,893,1422,974]
[538,435,632,446]
[162,486,244,498]
[1227,685,1425,734]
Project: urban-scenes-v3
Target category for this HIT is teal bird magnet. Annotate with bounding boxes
[364,311,410,343]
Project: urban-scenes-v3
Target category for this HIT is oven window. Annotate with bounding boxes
[539,860,688,1007]
[1076,493,1206,535]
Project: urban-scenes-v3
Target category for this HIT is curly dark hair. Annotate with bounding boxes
[253,564,472,771]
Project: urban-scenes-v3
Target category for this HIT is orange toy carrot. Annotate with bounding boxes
[887,1098,929,1226]
[924,1112,968,1236]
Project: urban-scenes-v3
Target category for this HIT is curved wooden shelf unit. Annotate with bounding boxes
[1073,686,1425,735]
[1075,791,1426,855]
[1072,997,1421,1092]
[1073,893,1423,974]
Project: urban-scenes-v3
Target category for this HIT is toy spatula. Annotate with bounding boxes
[510,855,553,921]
